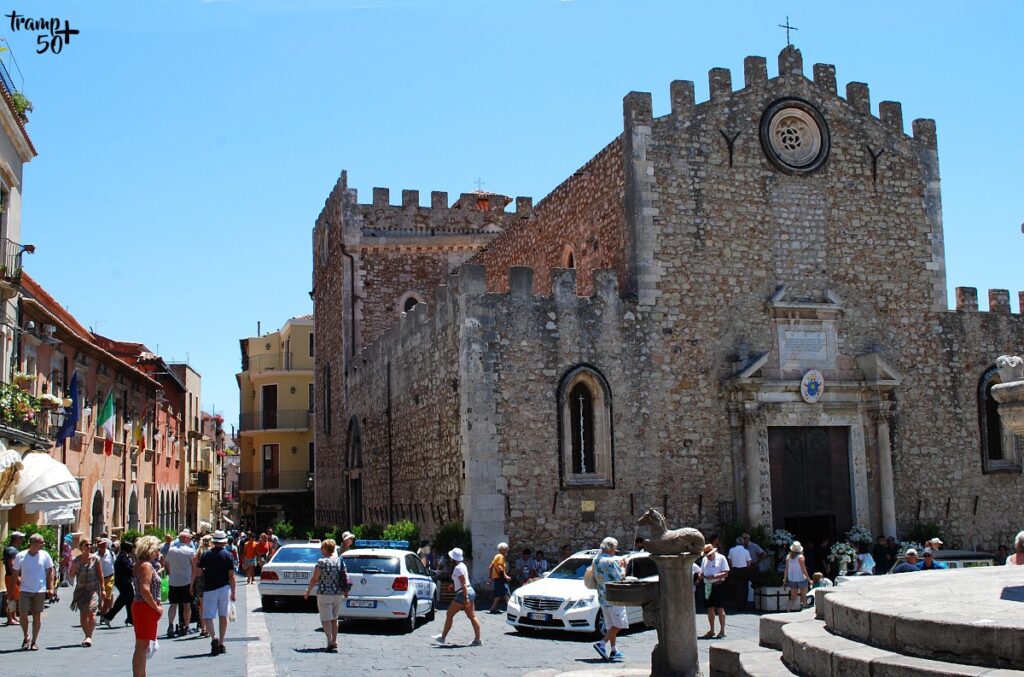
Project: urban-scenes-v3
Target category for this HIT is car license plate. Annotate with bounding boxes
[347,600,377,608]
[527,612,551,621]
[283,572,308,580]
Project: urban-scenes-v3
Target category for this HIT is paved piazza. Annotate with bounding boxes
[0,584,759,675]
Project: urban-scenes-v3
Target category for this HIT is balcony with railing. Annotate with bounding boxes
[0,382,59,449]
[238,409,310,433]
[241,351,313,373]
[239,470,313,493]
[0,238,28,300]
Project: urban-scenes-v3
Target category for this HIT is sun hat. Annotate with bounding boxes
[212,530,228,544]
[702,544,716,556]
[11,531,24,538]
[449,547,464,562]
[931,538,943,545]
[922,547,933,556]
[905,548,918,557]
[341,531,356,542]
[790,541,803,553]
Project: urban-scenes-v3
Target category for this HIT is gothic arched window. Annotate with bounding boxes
[346,417,364,525]
[979,366,1023,472]
[558,365,614,487]
[561,245,576,269]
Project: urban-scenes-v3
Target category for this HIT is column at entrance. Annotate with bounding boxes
[874,406,897,538]
[742,407,772,529]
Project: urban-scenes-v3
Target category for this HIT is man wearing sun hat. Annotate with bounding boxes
[195,530,236,656]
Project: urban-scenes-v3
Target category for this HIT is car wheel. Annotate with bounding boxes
[593,610,607,638]
[261,595,276,611]
[403,598,417,633]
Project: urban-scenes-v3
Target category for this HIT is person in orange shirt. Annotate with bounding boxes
[242,532,259,584]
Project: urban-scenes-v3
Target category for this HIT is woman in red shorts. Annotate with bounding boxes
[130,536,163,677]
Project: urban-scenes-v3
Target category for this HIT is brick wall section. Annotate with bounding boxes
[468,137,627,296]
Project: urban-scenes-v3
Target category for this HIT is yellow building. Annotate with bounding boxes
[237,316,314,530]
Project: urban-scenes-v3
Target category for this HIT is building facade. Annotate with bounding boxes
[313,46,1024,580]
[237,316,315,530]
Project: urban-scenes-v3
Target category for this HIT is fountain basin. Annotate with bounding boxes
[606,580,658,607]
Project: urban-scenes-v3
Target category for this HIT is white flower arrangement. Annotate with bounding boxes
[828,542,857,566]
[898,541,923,554]
[38,393,62,408]
[846,525,873,545]
[771,529,795,547]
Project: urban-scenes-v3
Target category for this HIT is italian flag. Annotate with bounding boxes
[97,391,115,455]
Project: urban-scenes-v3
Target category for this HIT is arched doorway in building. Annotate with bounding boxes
[128,489,139,531]
[91,489,104,539]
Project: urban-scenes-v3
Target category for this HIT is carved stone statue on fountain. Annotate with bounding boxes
[993,355,1024,436]
[606,508,705,677]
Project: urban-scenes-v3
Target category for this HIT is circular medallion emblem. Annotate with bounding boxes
[760,98,830,174]
[800,369,825,403]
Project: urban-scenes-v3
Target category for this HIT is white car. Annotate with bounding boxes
[340,543,439,633]
[258,542,322,608]
[506,550,655,636]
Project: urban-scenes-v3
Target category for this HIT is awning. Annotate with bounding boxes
[41,505,76,525]
[13,452,81,514]
[0,447,22,509]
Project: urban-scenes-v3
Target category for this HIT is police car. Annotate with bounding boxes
[506,549,654,637]
[340,540,439,633]
[258,542,322,609]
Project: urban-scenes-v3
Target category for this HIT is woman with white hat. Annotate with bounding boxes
[784,541,810,612]
[433,547,481,646]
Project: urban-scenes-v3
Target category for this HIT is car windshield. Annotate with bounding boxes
[344,556,400,575]
[270,547,321,564]
[547,557,592,580]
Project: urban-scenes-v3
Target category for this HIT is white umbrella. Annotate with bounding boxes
[13,452,81,514]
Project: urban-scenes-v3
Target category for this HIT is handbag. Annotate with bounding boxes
[583,565,598,590]
[228,602,237,622]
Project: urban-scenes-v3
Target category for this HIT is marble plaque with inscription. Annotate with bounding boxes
[777,321,838,369]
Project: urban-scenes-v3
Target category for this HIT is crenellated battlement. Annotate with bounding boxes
[348,264,628,376]
[624,45,937,148]
[954,286,1023,314]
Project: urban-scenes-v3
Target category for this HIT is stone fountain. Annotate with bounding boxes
[992,355,1024,435]
[605,508,705,677]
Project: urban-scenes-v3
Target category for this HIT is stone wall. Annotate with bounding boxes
[343,284,464,536]
[468,138,627,296]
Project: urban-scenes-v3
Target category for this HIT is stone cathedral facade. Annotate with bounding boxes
[312,46,1023,580]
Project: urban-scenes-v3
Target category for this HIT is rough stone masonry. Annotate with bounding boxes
[312,45,1024,581]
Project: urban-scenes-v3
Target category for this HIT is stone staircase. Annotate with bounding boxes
[709,568,1024,676]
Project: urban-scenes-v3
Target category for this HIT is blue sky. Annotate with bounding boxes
[8,0,1023,430]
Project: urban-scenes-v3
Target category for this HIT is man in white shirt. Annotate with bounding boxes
[165,531,196,637]
[727,537,753,611]
[699,544,730,638]
[12,533,54,651]
[96,539,116,621]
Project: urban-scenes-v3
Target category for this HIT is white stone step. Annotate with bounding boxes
[758,609,817,650]
[781,616,1024,677]
[708,640,795,677]
[819,568,1024,670]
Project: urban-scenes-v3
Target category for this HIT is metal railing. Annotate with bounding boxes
[0,238,25,283]
[238,409,310,432]
[241,352,313,373]
[0,59,15,98]
[239,470,312,492]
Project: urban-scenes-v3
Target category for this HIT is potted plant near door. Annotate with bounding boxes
[753,528,795,611]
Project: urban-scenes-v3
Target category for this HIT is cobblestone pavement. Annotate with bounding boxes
[0,583,761,675]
